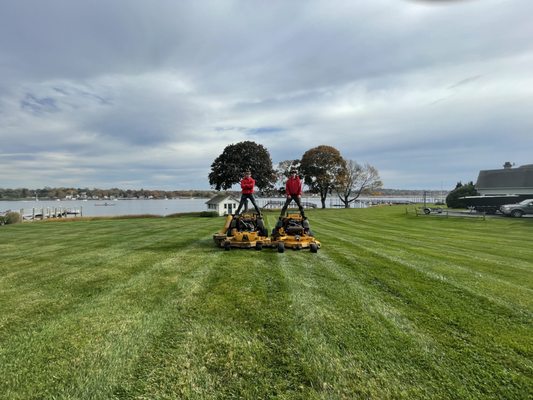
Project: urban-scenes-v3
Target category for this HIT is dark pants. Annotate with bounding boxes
[235,193,261,215]
[280,195,305,218]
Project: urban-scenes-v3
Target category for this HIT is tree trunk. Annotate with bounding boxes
[337,193,351,208]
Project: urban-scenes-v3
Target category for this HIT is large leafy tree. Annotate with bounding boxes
[446,181,478,208]
[300,145,347,208]
[208,141,276,191]
[336,161,383,208]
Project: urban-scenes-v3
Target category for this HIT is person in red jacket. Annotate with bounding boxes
[280,169,306,218]
[235,169,262,215]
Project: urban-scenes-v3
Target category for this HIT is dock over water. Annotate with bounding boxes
[19,207,82,221]
[260,200,317,209]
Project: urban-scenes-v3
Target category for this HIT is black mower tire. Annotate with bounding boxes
[277,242,285,253]
[310,243,318,253]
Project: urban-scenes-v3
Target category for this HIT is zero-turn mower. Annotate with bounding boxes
[271,212,320,253]
[213,213,270,250]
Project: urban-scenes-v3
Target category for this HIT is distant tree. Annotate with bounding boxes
[209,141,276,191]
[446,181,477,208]
[336,161,383,208]
[300,145,347,208]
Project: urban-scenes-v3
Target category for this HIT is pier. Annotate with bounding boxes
[258,200,317,210]
[18,207,82,221]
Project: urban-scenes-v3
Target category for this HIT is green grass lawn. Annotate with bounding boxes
[0,207,531,399]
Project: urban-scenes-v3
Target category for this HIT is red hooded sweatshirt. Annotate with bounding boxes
[240,176,255,194]
[285,176,302,197]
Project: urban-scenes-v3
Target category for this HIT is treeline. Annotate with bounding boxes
[0,187,217,200]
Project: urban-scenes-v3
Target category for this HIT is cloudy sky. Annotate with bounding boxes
[1,0,532,191]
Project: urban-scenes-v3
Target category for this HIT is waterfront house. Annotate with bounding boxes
[205,193,240,216]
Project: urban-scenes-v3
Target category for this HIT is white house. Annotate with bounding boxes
[205,193,240,216]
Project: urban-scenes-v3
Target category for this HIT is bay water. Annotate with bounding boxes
[1,195,435,218]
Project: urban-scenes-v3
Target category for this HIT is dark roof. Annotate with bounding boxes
[205,193,239,205]
[476,164,533,190]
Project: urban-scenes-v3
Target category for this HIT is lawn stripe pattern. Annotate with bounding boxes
[0,208,531,399]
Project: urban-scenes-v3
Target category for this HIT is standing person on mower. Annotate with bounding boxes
[235,169,262,216]
[280,169,306,218]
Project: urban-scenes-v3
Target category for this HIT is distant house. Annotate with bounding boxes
[205,193,240,216]
[476,163,533,195]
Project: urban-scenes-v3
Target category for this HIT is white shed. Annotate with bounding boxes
[205,193,240,216]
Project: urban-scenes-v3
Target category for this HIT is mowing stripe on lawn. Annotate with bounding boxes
[0,208,531,399]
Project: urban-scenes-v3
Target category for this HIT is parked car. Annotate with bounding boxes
[500,199,533,217]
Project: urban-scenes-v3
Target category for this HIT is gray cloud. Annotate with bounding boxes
[1,0,532,190]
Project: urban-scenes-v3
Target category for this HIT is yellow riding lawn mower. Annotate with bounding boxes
[271,213,320,253]
[213,213,271,250]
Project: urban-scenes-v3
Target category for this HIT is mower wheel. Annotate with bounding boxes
[277,242,285,253]
[224,241,231,251]
[255,242,263,251]
[310,243,318,253]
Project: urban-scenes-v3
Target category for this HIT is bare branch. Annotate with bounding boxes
[335,160,383,208]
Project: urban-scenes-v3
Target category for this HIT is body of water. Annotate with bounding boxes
[1,195,441,218]
[0,198,210,218]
